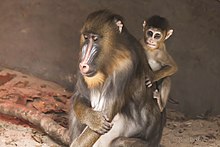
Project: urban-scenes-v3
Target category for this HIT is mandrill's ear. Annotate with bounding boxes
[142,20,147,31]
[115,20,123,34]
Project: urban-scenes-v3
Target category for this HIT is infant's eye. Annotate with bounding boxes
[154,33,161,39]
[146,31,153,37]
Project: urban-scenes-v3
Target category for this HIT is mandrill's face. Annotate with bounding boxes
[78,10,127,88]
[79,32,100,77]
[79,30,107,88]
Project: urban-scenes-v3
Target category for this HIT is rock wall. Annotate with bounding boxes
[0,0,219,116]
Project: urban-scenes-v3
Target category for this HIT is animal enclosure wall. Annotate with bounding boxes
[0,0,219,116]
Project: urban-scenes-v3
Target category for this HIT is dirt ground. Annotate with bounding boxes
[0,69,220,147]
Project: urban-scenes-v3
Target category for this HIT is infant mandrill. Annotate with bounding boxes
[140,15,178,112]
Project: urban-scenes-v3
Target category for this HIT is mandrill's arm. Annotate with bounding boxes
[71,67,129,147]
[73,94,112,135]
[71,99,117,147]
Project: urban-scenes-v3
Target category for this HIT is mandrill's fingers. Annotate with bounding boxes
[95,115,113,134]
[145,77,152,87]
[86,111,112,135]
[103,120,113,130]
[103,114,110,121]
[97,116,113,134]
[98,127,109,134]
[96,123,112,134]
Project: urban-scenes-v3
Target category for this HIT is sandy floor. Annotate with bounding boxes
[161,110,220,147]
[0,69,219,147]
[0,118,60,147]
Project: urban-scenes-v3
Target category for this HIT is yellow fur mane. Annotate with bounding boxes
[84,71,106,88]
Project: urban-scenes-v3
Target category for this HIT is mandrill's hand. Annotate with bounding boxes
[84,110,113,134]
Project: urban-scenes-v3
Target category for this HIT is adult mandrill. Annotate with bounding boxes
[69,10,165,147]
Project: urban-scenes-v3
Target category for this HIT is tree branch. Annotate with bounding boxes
[0,102,70,146]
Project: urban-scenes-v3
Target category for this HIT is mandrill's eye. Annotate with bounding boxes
[83,34,88,40]
[92,35,99,41]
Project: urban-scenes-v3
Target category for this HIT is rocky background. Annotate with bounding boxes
[0,0,219,116]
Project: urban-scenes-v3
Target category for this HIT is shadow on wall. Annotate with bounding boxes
[0,0,219,116]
